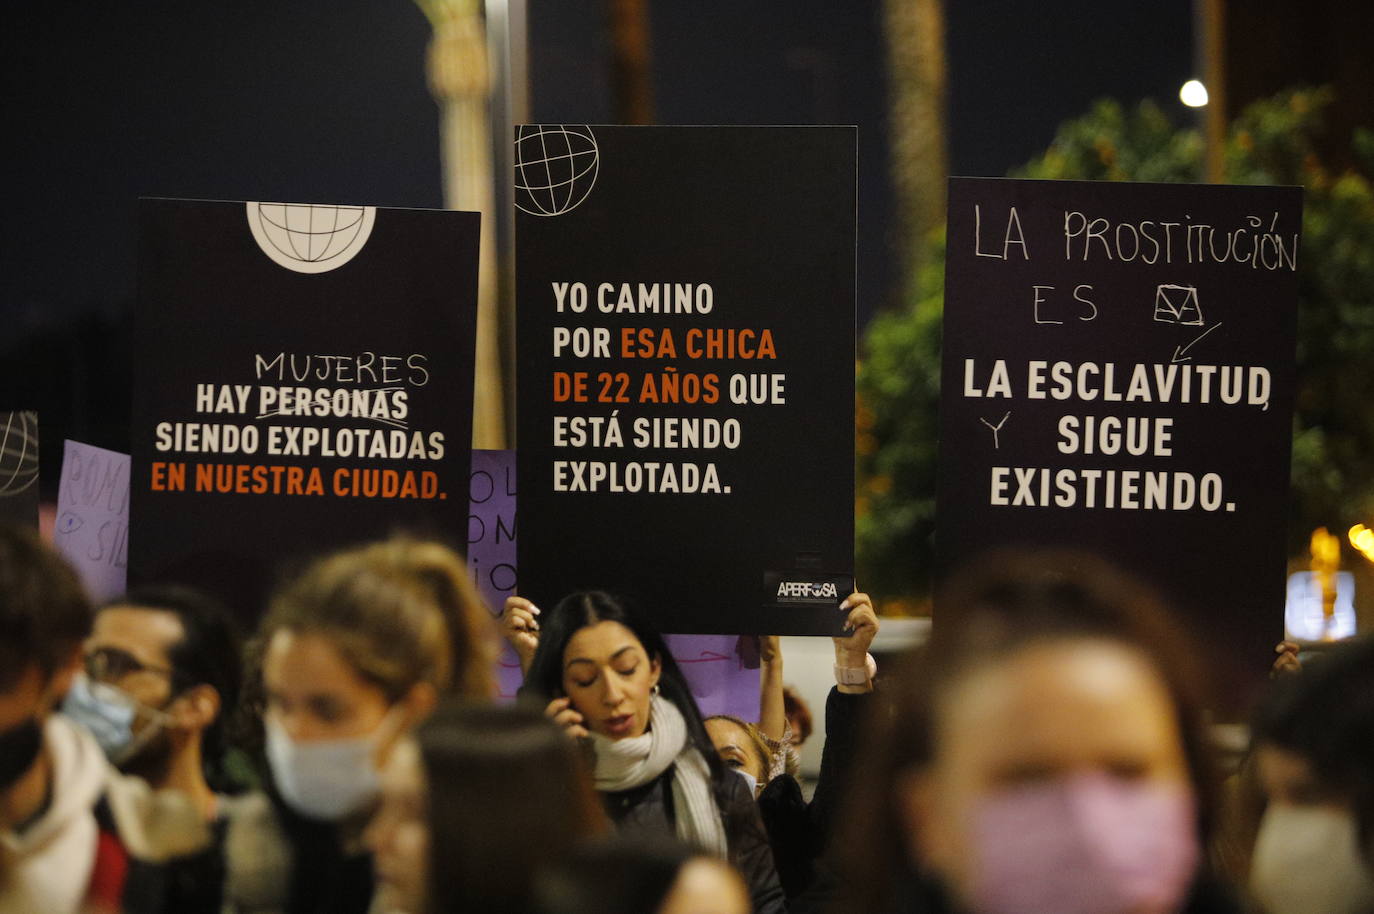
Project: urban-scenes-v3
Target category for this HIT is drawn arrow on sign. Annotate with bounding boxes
[1171,322,1223,363]
[675,651,733,664]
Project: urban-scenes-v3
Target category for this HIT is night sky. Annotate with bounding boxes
[5,0,1192,474]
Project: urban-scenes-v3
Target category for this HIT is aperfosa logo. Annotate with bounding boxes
[777,581,840,600]
[764,571,852,607]
[246,202,376,274]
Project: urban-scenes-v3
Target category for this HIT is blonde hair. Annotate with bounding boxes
[261,537,495,701]
[705,714,773,786]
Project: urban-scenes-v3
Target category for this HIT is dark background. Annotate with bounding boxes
[5,0,1196,497]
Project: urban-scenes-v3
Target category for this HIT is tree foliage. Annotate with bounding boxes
[857,89,1374,610]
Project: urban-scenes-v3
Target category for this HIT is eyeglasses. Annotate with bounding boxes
[84,646,178,685]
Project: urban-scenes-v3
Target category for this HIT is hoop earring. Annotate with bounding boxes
[651,684,661,697]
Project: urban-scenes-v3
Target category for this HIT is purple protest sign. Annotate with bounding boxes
[468,449,518,610]
[466,450,523,698]
[493,645,526,701]
[667,634,761,722]
[54,441,130,602]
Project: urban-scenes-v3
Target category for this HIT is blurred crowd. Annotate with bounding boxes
[1,523,1371,914]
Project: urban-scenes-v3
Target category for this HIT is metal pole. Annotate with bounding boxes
[1195,0,1227,183]
[485,0,528,446]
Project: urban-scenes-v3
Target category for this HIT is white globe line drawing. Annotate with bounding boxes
[0,411,39,496]
[262,204,363,262]
[246,202,377,274]
[514,125,599,217]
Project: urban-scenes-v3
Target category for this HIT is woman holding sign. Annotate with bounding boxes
[514,590,786,914]
[706,596,879,902]
[222,538,496,914]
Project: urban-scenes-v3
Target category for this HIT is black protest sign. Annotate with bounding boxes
[132,200,479,620]
[516,126,856,635]
[937,177,1302,700]
[0,411,40,528]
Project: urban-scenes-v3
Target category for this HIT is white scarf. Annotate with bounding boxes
[590,693,729,858]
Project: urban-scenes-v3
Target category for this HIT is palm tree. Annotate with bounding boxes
[884,0,947,302]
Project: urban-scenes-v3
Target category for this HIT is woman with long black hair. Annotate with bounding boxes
[516,590,786,914]
[365,702,608,914]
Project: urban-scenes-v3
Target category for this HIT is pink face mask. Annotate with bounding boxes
[966,771,1199,914]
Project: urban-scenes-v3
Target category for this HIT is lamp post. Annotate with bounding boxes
[419,0,505,448]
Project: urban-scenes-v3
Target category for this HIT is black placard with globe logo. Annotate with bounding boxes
[515,126,600,217]
[246,202,375,271]
[515,126,857,636]
[0,411,40,527]
[131,199,481,623]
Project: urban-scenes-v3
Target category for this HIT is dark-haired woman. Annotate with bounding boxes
[511,590,786,914]
[533,836,751,914]
[366,702,608,914]
[825,549,1243,914]
[1247,634,1374,913]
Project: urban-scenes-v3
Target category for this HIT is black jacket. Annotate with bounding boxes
[603,762,787,914]
[221,788,372,914]
[758,686,867,900]
[91,793,224,914]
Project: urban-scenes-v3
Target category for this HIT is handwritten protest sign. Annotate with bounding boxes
[937,177,1303,700]
[464,449,524,698]
[53,441,130,602]
[131,200,480,619]
[468,449,517,612]
[667,634,761,721]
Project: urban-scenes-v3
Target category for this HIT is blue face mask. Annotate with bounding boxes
[61,673,171,764]
[736,767,759,798]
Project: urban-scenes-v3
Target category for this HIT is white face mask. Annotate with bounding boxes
[736,768,758,798]
[265,708,401,821]
[1251,804,1374,914]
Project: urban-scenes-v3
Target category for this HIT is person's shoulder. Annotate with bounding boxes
[42,714,107,808]
[757,772,805,812]
[40,715,206,863]
[221,790,294,912]
[102,768,210,862]
[218,790,275,824]
[220,790,289,850]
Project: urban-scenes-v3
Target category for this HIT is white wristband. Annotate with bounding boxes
[834,653,877,685]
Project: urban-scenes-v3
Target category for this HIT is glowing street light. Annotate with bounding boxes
[1351,524,1374,563]
[1180,79,1210,108]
